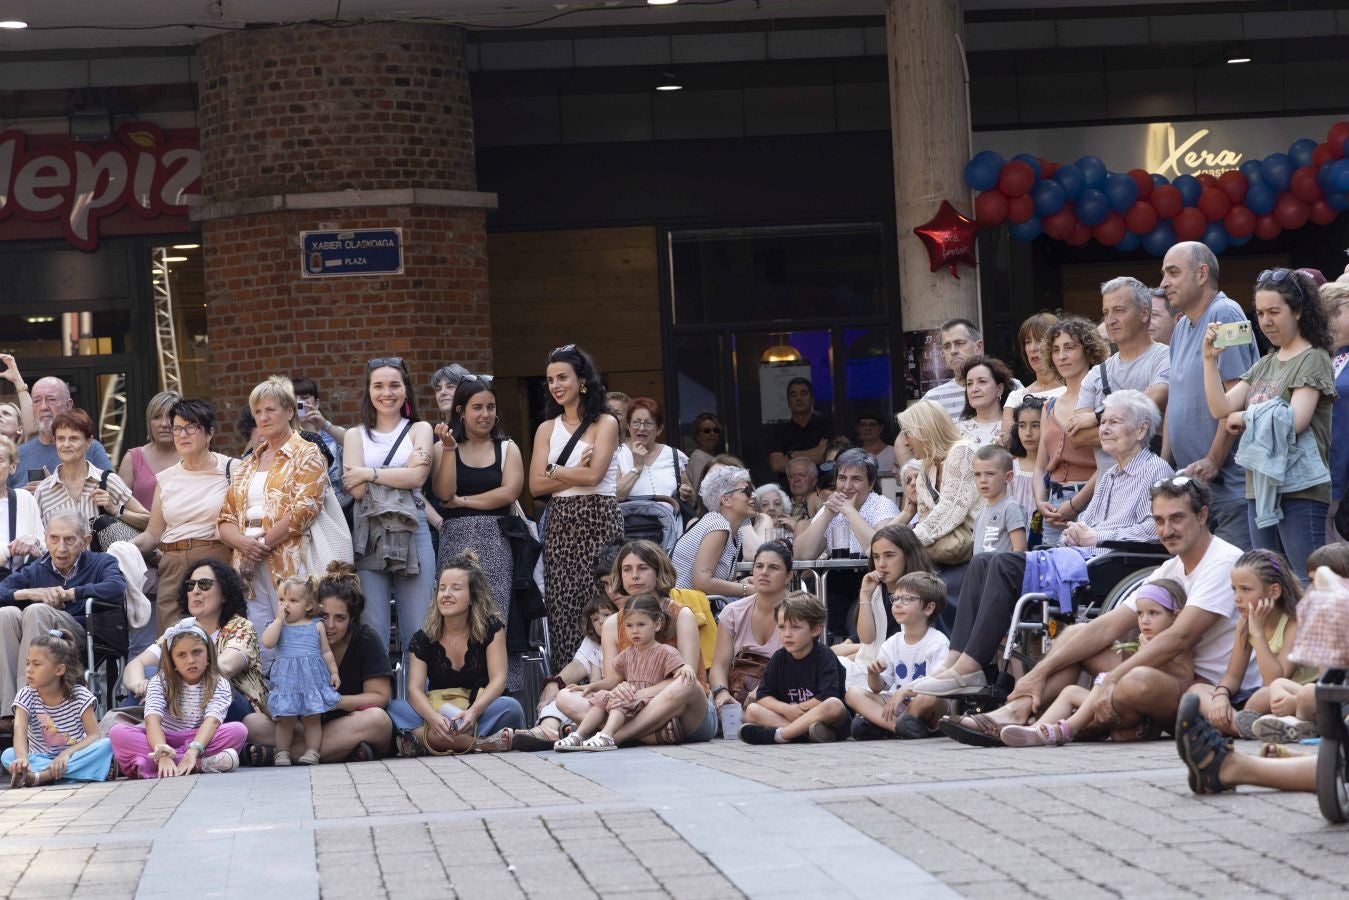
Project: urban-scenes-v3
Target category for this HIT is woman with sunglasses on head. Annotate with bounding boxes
[529,345,624,672]
[342,358,436,656]
[1202,268,1335,578]
[431,373,525,691]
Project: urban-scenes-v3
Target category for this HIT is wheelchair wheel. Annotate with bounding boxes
[1097,566,1158,616]
[1316,734,1349,824]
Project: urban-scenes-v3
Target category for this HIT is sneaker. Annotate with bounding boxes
[894,713,936,740]
[850,716,895,741]
[200,748,239,774]
[807,722,837,743]
[1252,714,1319,744]
[908,669,988,697]
[1233,709,1261,740]
[739,724,777,745]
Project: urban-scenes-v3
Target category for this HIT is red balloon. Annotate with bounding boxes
[997,161,1036,198]
[1224,206,1256,238]
[1092,212,1126,247]
[1007,195,1035,224]
[1197,188,1231,222]
[1313,142,1336,168]
[1310,199,1338,226]
[1128,168,1154,200]
[913,200,979,278]
[1043,208,1077,241]
[1290,165,1322,203]
[1124,201,1159,235]
[1329,121,1349,158]
[974,190,1009,227]
[1197,173,1219,190]
[1274,194,1310,230]
[1066,223,1092,247]
[1174,207,1207,241]
[1255,214,1282,241]
[1038,158,1058,178]
[1152,185,1184,219]
[1217,170,1248,205]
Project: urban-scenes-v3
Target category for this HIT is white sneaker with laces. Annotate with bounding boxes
[200,748,239,774]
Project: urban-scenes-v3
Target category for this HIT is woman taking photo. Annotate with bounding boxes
[32,409,149,530]
[958,357,1015,447]
[670,466,754,595]
[432,374,524,691]
[1204,268,1335,575]
[343,358,436,653]
[529,344,623,673]
[1001,312,1064,437]
[1033,316,1108,546]
[133,399,233,635]
[218,376,328,668]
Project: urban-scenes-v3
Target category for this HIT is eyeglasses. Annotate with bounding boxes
[630,419,656,429]
[1257,268,1305,302]
[890,593,924,606]
[733,486,754,498]
[368,357,405,370]
[697,426,721,435]
[183,578,216,592]
[170,424,202,436]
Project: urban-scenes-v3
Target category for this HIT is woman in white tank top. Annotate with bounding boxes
[528,345,624,671]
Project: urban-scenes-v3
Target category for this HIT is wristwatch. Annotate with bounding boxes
[545,463,558,478]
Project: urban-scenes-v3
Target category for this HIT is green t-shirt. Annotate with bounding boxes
[1239,347,1336,503]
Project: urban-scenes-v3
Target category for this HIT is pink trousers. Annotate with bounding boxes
[108,722,248,779]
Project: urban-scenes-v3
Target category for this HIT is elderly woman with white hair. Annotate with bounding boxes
[740,483,795,559]
[670,465,754,595]
[910,389,1173,699]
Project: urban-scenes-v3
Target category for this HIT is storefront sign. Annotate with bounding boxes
[0,123,199,251]
[300,227,403,278]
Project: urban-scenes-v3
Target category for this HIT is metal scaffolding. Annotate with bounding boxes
[151,246,183,395]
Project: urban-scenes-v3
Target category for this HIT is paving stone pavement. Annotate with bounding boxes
[0,737,1346,899]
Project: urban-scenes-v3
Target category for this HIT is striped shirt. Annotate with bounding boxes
[672,512,741,589]
[13,685,94,757]
[1076,450,1174,544]
[144,673,232,732]
[32,461,133,528]
[921,379,967,422]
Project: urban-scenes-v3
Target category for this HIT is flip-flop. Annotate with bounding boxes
[346,741,377,763]
[937,713,1011,748]
[241,741,275,767]
[1175,692,1232,795]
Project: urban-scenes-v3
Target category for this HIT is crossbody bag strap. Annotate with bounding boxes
[378,420,414,467]
[6,485,15,542]
[554,419,586,467]
[671,443,682,483]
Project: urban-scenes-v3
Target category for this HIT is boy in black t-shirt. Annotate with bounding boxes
[740,592,850,744]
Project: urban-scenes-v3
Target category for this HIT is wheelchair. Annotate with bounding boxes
[84,595,130,718]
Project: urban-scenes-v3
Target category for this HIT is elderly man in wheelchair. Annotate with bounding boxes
[0,513,147,738]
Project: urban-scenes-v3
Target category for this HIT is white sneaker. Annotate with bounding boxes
[200,748,239,774]
[1252,714,1319,744]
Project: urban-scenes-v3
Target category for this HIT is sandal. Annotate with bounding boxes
[937,712,1013,748]
[554,733,587,752]
[297,749,322,766]
[653,717,684,746]
[1175,692,1231,795]
[346,741,378,763]
[510,728,559,752]
[395,729,424,759]
[473,729,513,753]
[1260,742,1312,759]
[241,741,276,768]
[581,732,617,752]
[1000,721,1068,747]
[273,750,292,767]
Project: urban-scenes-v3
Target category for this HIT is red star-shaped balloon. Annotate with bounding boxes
[913,200,979,278]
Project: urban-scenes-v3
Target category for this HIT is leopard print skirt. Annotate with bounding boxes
[543,494,624,672]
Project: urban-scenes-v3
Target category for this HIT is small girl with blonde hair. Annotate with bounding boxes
[262,575,341,765]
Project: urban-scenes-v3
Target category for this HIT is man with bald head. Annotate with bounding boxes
[9,377,112,491]
[1157,241,1257,549]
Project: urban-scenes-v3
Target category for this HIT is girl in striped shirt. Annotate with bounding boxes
[109,619,247,778]
[3,629,113,786]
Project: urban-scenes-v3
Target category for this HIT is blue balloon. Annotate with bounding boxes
[1260,153,1293,193]
[1319,160,1336,191]
[1331,159,1349,193]
[1076,188,1110,226]
[1011,153,1042,181]
[1115,231,1141,252]
[1229,232,1253,248]
[1076,155,1108,189]
[1201,222,1230,255]
[1173,174,1201,207]
[1009,216,1042,242]
[1104,172,1140,214]
[1245,183,1277,216]
[1052,164,1085,201]
[964,150,1004,191]
[1151,173,1170,187]
[1289,138,1318,169]
[1031,179,1067,216]
[1239,159,1265,185]
[1330,192,1349,212]
[1142,222,1178,257]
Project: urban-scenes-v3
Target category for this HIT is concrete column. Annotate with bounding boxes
[886,0,979,334]
[194,23,496,422]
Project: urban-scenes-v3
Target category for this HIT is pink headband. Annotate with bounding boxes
[1134,583,1178,612]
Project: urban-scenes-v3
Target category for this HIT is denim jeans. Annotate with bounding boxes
[360,508,438,660]
[1246,497,1327,585]
[388,696,525,735]
[1209,498,1252,551]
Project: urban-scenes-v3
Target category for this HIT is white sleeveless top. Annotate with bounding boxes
[549,416,618,498]
[360,420,414,468]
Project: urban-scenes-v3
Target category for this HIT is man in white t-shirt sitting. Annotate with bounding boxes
[941,475,1258,745]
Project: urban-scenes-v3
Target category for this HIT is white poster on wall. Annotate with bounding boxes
[760,363,812,425]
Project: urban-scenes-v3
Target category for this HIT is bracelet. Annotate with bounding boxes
[711,685,729,697]
[370,467,377,484]
[1067,496,1078,513]
[1213,685,1232,696]
[16,383,28,393]
[151,744,174,760]
[741,582,750,596]
[187,741,205,754]
[543,676,565,690]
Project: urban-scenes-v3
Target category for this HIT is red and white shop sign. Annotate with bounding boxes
[0,122,200,252]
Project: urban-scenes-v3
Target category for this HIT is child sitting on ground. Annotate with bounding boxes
[3,629,114,787]
[1001,578,1190,747]
[262,576,342,766]
[970,444,1027,554]
[514,594,618,752]
[554,594,692,752]
[740,592,850,744]
[845,572,950,740]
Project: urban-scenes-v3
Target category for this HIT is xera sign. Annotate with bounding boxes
[0,123,200,251]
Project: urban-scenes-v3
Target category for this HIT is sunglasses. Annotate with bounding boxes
[698,426,721,434]
[463,372,494,386]
[1257,268,1305,302]
[183,578,216,592]
[734,486,754,498]
[550,344,577,356]
[368,357,405,370]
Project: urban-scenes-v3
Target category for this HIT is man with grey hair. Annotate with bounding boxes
[0,512,126,722]
[922,319,983,422]
[11,376,112,492]
[1069,276,1171,474]
[1158,241,1257,549]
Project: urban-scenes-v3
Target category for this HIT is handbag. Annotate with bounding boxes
[669,446,696,526]
[728,649,770,705]
[305,485,355,572]
[921,457,974,565]
[89,470,143,552]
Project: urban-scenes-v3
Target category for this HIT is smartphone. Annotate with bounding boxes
[1214,321,1254,348]
[296,400,307,416]
[27,469,45,484]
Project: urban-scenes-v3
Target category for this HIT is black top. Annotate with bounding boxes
[408,620,503,697]
[323,624,394,722]
[768,412,833,457]
[759,640,845,706]
[446,440,509,519]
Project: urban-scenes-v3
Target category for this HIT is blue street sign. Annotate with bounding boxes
[301,227,403,277]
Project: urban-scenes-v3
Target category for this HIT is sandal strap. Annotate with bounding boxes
[1181,716,1232,793]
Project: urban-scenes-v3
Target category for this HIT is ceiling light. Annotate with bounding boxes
[1227,55,1251,65]
[761,344,801,363]
[647,0,679,5]
[24,316,55,324]
[1225,42,1251,64]
[171,243,200,250]
[655,70,682,92]
[164,255,188,262]
[0,21,27,29]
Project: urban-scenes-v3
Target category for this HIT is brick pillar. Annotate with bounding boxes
[194,23,495,424]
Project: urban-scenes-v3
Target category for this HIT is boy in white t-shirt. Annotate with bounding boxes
[845,571,951,740]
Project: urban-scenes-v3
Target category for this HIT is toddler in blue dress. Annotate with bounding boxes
[263,576,341,765]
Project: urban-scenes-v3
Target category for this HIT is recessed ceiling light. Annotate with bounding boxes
[0,21,28,29]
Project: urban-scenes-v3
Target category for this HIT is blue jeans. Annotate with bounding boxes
[360,508,437,657]
[1209,498,1252,551]
[1246,497,1327,585]
[388,696,525,735]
